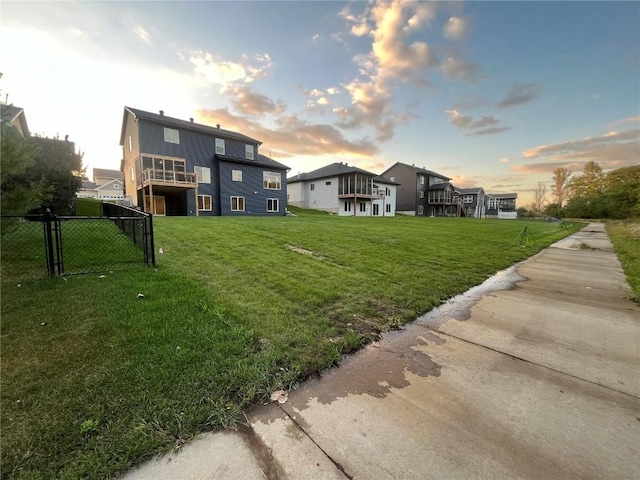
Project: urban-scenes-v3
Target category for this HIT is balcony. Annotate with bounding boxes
[139,168,197,189]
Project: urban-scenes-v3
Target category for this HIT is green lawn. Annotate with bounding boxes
[607,220,640,302]
[1,213,580,479]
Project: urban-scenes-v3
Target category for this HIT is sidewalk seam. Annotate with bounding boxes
[276,405,353,480]
[430,328,640,400]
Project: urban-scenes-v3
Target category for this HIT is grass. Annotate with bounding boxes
[606,220,640,302]
[1,212,579,479]
[74,198,102,217]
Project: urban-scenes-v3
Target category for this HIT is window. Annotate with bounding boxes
[419,191,424,198]
[373,204,380,216]
[194,166,211,184]
[215,138,225,155]
[359,202,366,212]
[386,204,392,213]
[418,205,424,215]
[231,196,245,211]
[163,128,180,144]
[385,187,390,195]
[488,197,499,209]
[267,198,279,212]
[390,176,395,182]
[128,135,132,152]
[325,181,331,186]
[263,172,281,190]
[310,183,315,191]
[114,184,119,189]
[420,175,425,185]
[198,195,212,211]
[344,201,352,212]
[245,144,254,160]
[130,167,135,181]
[464,195,473,204]
[232,170,243,182]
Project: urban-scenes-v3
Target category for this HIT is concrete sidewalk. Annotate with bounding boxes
[122,223,640,480]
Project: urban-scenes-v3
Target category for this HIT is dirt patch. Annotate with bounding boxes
[321,295,411,340]
[285,244,343,267]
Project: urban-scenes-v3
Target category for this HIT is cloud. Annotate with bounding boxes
[465,127,511,136]
[326,87,340,95]
[442,55,483,84]
[317,97,329,105]
[309,88,323,97]
[336,1,444,142]
[445,110,504,132]
[500,157,511,163]
[133,25,151,44]
[227,86,285,116]
[196,108,378,158]
[312,33,321,43]
[522,129,639,160]
[497,82,542,108]
[606,116,640,128]
[444,16,468,41]
[188,51,273,92]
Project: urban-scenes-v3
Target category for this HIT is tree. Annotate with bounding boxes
[0,126,84,214]
[551,167,571,208]
[570,161,605,199]
[532,181,547,215]
[31,136,84,214]
[602,166,640,219]
[0,123,46,214]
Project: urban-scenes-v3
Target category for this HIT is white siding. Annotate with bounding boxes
[287,182,304,207]
[305,177,340,213]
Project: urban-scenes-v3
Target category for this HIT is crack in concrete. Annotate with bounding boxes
[236,420,286,480]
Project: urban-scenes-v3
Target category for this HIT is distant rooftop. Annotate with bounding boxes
[288,162,397,184]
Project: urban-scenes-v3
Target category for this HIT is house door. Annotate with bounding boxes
[373,204,380,216]
[145,195,166,215]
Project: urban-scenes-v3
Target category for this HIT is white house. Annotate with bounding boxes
[77,168,126,201]
[288,162,397,216]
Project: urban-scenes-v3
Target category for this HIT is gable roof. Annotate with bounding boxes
[120,107,261,146]
[81,180,97,190]
[381,162,451,181]
[95,178,124,190]
[216,153,289,171]
[486,192,518,199]
[288,162,396,184]
[93,168,122,181]
[458,187,484,195]
[1,104,30,137]
[429,182,455,191]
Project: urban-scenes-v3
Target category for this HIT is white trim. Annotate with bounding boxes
[245,144,254,160]
[163,127,180,144]
[232,169,242,182]
[215,138,225,155]
[267,198,279,212]
[230,196,245,212]
[198,194,212,211]
[194,166,211,184]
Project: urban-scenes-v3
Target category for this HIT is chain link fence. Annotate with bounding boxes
[1,205,155,283]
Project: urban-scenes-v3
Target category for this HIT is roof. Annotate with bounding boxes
[458,187,484,195]
[288,162,396,184]
[486,192,518,199]
[216,153,289,171]
[81,180,97,190]
[1,104,30,137]
[120,107,261,146]
[93,168,122,180]
[382,162,451,181]
[429,182,454,190]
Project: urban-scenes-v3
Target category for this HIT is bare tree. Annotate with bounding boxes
[551,167,571,207]
[533,181,547,214]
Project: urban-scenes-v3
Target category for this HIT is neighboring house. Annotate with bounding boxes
[456,187,486,219]
[77,168,126,201]
[0,104,30,138]
[288,162,397,216]
[485,193,518,219]
[381,162,457,217]
[120,107,289,216]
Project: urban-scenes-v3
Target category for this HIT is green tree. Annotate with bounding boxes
[570,161,605,199]
[31,136,84,214]
[551,167,571,208]
[0,123,46,214]
[602,166,640,219]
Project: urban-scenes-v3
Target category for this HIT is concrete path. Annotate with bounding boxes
[122,223,640,480]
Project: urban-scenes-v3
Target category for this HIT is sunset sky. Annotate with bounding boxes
[1,1,638,205]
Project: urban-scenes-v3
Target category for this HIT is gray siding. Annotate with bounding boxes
[382,164,419,213]
[219,161,287,216]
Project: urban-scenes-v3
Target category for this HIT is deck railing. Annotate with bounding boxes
[140,168,196,187]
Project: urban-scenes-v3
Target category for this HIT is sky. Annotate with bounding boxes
[1,1,638,205]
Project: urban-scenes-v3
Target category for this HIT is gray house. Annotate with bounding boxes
[120,107,289,216]
[456,187,486,218]
[381,162,458,216]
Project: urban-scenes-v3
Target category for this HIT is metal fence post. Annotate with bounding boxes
[44,209,56,275]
